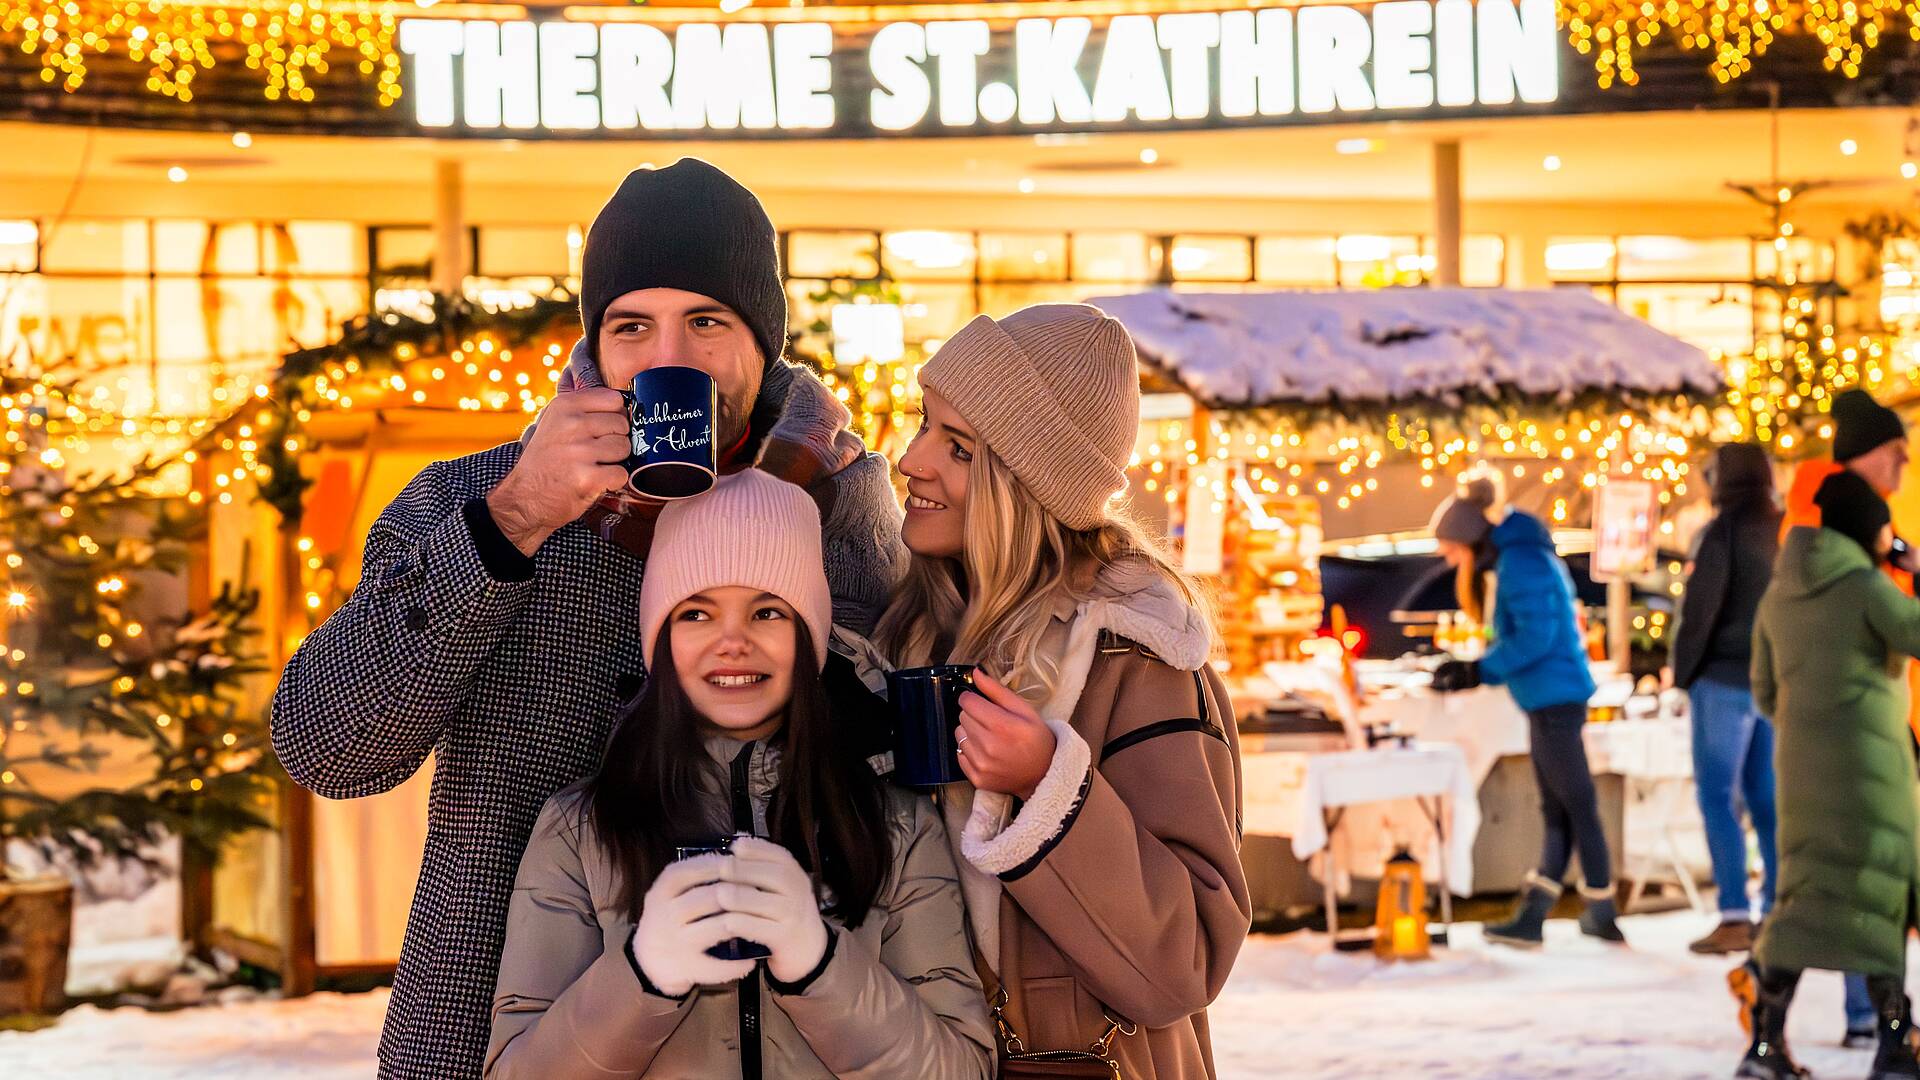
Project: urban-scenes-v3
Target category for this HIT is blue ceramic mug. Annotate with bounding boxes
[887,665,975,787]
[622,366,718,500]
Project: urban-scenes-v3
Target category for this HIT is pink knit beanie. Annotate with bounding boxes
[637,470,832,671]
[918,304,1140,531]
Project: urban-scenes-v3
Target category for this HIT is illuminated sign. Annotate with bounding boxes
[398,0,1559,136]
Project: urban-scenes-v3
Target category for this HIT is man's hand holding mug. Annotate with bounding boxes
[486,387,632,556]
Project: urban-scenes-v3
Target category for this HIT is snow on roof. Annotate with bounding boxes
[1084,288,1724,410]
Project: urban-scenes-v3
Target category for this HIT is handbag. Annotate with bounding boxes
[978,947,1136,1080]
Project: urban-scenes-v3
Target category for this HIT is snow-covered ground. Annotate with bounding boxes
[0,910,1899,1079]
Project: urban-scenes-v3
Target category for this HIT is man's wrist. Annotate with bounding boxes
[463,498,538,582]
[485,483,553,557]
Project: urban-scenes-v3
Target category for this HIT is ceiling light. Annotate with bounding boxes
[1904,161,1917,180]
[231,131,252,149]
[1139,148,1159,165]
[1335,138,1380,155]
[719,0,752,11]
[1841,139,1859,156]
[167,166,188,183]
[1017,178,1036,194]
[1542,154,1562,171]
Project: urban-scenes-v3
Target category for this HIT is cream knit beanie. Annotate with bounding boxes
[637,470,832,671]
[918,304,1139,531]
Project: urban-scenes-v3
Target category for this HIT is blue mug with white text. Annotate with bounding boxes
[621,366,718,500]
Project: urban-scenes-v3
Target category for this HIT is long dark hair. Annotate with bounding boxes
[584,618,892,927]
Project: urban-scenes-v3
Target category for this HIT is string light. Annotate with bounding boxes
[0,0,404,104]
[1566,0,1920,87]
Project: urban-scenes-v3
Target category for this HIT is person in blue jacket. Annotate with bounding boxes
[1427,475,1622,947]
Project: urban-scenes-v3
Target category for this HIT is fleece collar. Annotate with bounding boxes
[1036,558,1212,724]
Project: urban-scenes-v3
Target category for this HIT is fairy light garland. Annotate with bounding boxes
[0,0,403,102]
[1564,0,1920,87]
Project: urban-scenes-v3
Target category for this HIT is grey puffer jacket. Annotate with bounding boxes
[270,361,905,1079]
[485,736,994,1079]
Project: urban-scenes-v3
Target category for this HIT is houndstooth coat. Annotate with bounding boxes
[271,366,906,1080]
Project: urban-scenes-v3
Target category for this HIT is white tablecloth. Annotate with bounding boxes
[1285,742,1481,896]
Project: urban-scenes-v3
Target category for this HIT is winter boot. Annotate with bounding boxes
[1485,872,1560,949]
[1578,884,1628,944]
[1867,976,1920,1080]
[1735,961,1808,1080]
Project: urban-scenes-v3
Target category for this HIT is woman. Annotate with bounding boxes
[1427,474,1621,947]
[1669,443,1782,956]
[1737,470,1920,1080]
[484,471,993,1080]
[874,303,1250,1079]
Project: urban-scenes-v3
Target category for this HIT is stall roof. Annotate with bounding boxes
[1084,288,1724,411]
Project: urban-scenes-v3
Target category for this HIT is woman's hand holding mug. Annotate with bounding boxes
[630,854,758,997]
[954,670,1057,801]
[714,837,830,985]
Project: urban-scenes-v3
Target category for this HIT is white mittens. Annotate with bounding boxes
[630,854,758,998]
[714,836,831,986]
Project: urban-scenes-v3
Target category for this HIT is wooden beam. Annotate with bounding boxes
[278,521,319,999]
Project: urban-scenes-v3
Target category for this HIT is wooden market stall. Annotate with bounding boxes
[1088,286,1726,919]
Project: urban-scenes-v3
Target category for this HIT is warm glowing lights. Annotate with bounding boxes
[0,0,406,104]
[1566,0,1920,87]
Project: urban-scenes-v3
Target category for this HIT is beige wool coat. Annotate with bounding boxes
[484,736,994,1079]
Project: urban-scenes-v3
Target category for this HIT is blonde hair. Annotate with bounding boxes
[874,442,1209,703]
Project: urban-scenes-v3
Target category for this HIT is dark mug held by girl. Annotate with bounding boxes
[623,366,718,500]
[673,837,773,962]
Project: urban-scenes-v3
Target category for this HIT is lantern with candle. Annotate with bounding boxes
[1374,848,1432,961]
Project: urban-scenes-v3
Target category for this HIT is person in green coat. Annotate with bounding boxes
[1737,469,1920,1080]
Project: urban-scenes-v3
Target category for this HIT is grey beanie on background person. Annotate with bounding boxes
[579,158,788,368]
[1429,475,1502,546]
[1831,388,1907,463]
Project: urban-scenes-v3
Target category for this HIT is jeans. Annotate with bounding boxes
[1846,973,1876,1031]
[1528,702,1613,890]
[1688,679,1780,917]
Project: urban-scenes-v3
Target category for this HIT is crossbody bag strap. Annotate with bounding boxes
[970,940,1135,1060]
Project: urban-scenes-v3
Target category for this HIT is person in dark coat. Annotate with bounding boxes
[1669,444,1782,955]
[1735,470,1920,1080]
[1427,475,1619,948]
[270,160,907,1079]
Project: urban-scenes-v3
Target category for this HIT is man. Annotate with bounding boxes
[271,159,905,1079]
[1783,388,1911,536]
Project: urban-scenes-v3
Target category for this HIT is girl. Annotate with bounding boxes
[485,470,992,1080]
[1427,474,1621,947]
[875,303,1250,1079]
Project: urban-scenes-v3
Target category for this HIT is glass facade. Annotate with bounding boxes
[0,213,1815,418]
[1545,233,1842,356]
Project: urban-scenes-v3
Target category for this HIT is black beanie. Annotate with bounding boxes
[580,159,787,369]
[1831,388,1906,463]
[1814,469,1891,558]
